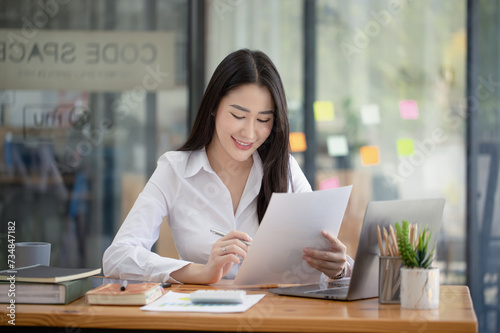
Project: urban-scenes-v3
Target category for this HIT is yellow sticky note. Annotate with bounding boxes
[290,132,307,152]
[313,101,334,121]
[397,138,414,156]
[360,146,380,166]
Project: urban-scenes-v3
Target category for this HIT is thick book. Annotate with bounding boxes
[0,265,101,283]
[85,283,164,305]
[0,276,94,304]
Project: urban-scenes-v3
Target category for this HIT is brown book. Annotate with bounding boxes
[85,282,164,305]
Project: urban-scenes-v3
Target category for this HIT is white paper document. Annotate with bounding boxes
[141,291,265,313]
[233,185,353,285]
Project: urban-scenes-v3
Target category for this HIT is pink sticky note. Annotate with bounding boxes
[320,177,340,190]
[399,100,419,119]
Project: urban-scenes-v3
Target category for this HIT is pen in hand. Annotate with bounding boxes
[210,227,252,246]
[120,280,128,291]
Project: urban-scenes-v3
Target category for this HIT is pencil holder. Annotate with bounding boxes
[378,256,402,304]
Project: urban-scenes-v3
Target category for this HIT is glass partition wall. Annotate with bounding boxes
[468,1,500,332]
[0,0,189,269]
[0,0,468,281]
[314,0,467,283]
[206,0,304,136]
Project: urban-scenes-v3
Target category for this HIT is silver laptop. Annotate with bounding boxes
[268,198,445,301]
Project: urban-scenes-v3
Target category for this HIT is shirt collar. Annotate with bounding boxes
[184,148,213,178]
[183,148,263,179]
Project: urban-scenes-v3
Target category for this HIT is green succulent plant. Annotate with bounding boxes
[395,220,435,269]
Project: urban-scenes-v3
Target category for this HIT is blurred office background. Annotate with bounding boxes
[0,0,498,331]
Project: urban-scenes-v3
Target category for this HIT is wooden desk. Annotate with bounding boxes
[0,285,477,333]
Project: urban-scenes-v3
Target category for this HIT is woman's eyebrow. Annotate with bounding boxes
[230,104,274,114]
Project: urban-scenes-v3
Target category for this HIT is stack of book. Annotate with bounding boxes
[0,265,101,304]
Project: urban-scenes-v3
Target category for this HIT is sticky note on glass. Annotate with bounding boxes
[290,132,307,152]
[397,138,415,156]
[320,177,340,190]
[361,104,381,125]
[360,146,380,166]
[399,100,419,119]
[326,135,349,157]
[313,101,335,121]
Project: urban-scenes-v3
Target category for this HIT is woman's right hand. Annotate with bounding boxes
[170,230,252,284]
[202,230,252,284]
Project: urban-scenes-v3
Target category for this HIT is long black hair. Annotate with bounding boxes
[178,49,290,223]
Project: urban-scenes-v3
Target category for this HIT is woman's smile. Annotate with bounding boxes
[232,137,254,150]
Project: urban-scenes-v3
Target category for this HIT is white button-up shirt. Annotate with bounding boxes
[103,148,313,282]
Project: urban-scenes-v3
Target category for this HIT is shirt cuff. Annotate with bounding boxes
[320,255,354,282]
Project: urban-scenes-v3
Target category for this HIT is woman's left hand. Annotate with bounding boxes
[302,230,347,279]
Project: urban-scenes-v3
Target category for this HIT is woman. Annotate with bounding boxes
[103,49,351,284]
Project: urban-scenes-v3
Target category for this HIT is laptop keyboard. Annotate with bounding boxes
[326,283,348,288]
[305,285,349,296]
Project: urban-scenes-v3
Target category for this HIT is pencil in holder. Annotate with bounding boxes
[378,256,402,304]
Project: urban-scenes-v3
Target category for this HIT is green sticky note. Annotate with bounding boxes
[314,101,335,121]
[397,138,415,156]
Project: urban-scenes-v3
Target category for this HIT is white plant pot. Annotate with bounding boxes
[400,267,440,309]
